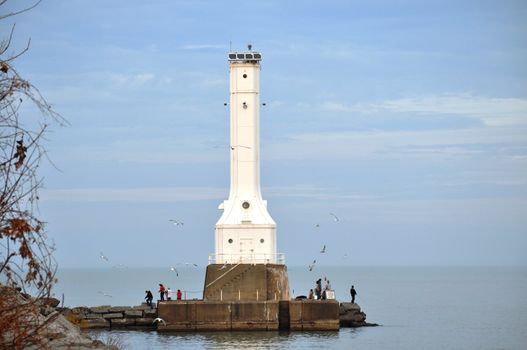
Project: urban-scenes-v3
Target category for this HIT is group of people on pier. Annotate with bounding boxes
[144,283,182,306]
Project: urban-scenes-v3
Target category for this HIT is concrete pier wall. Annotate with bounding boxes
[203,264,289,301]
[157,299,340,331]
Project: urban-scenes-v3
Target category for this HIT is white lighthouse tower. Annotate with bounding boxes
[212,49,280,265]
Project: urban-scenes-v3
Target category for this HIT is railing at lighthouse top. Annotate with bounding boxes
[208,253,285,265]
[228,52,262,63]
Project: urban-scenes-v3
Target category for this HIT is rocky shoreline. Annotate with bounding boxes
[60,303,158,329]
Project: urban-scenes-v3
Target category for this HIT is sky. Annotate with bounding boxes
[2,0,526,268]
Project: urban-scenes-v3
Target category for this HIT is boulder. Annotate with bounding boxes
[339,303,378,327]
[109,306,131,312]
[89,305,111,314]
[135,317,156,327]
[143,308,157,317]
[38,297,61,308]
[103,313,123,319]
[110,318,136,327]
[124,310,143,318]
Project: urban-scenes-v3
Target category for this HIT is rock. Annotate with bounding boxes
[109,306,131,312]
[110,318,136,327]
[89,306,111,314]
[124,310,143,318]
[38,297,61,307]
[339,303,378,328]
[133,303,156,310]
[143,308,157,317]
[103,312,123,319]
[80,318,109,329]
[71,306,89,315]
[135,317,156,327]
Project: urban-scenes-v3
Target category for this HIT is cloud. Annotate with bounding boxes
[264,126,527,161]
[322,94,527,126]
[41,187,227,203]
[40,185,378,203]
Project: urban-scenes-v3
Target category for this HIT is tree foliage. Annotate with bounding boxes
[0,1,65,348]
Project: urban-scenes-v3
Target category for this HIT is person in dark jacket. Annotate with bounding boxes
[350,285,357,303]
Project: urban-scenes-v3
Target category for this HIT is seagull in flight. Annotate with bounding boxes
[230,145,251,150]
[329,213,340,222]
[314,223,320,228]
[219,263,228,270]
[99,252,109,261]
[320,245,326,253]
[169,266,179,276]
[97,291,112,297]
[308,260,316,271]
[153,317,166,326]
[169,219,184,226]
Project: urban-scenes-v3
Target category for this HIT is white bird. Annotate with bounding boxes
[308,260,316,271]
[185,262,198,267]
[230,145,251,150]
[169,266,179,276]
[97,291,112,297]
[99,252,109,261]
[329,213,340,222]
[169,219,184,226]
[153,317,166,326]
[112,263,127,269]
[320,245,326,253]
[219,263,228,270]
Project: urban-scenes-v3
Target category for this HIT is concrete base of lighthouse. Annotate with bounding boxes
[203,264,290,301]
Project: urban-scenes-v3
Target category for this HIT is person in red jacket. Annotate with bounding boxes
[176,289,182,300]
[159,283,165,301]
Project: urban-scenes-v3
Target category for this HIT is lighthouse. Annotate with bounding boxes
[212,49,280,264]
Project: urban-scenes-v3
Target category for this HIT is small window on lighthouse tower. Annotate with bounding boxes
[260,239,265,243]
[242,201,250,209]
[243,74,247,78]
[228,239,233,244]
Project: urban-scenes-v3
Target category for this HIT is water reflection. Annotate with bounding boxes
[88,329,340,350]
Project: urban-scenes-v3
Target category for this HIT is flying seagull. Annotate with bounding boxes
[230,145,251,150]
[320,245,326,253]
[169,266,179,276]
[169,219,184,226]
[314,223,320,228]
[153,317,166,326]
[99,252,109,261]
[308,260,316,271]
[97,291,112,298]
[329,213,340,222]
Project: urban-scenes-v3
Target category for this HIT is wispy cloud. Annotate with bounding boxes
[41,186,378,203]
[322,94,527,126]
[41,187,227,203]
[264,126,527,161]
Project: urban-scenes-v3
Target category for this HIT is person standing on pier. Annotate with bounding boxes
[176,289,182,300]
[350,285,357,304]
[159,283,165,301]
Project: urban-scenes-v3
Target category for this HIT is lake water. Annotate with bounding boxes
[53,266,527,349]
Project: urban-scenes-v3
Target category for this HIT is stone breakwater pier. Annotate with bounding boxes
[59,301,376,331]
[61,303,158,329]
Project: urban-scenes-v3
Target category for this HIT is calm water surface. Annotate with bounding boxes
[53,266,527,349]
